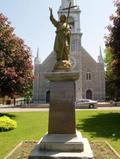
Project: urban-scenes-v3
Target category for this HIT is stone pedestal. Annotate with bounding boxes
[46,71,79,134]
[29,71,94,159]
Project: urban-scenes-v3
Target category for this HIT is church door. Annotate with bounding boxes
[86,90,92,99]
[46,90,50,103]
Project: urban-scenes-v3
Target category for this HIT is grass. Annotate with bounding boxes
[0,110,120,158]
[0,112,48,158]
[76,110,120,155]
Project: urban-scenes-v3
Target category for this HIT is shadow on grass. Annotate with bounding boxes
[76,113,120,139]
[0,113,16,119]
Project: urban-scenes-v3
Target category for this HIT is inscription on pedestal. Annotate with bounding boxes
[49,81,76,134]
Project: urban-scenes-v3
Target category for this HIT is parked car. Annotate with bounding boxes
[75,99,97,109]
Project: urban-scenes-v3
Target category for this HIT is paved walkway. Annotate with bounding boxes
[0,107,120,113]
[0,107,49,112]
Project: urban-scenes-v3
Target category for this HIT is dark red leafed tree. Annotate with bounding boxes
[105,0,120,99]
[0,13,33,98]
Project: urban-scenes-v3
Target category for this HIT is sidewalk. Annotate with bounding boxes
[0,107,49,112]
[0,106,120,113]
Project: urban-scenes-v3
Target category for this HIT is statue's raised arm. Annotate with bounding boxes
[49,7,52,16]
[49,7,58,27]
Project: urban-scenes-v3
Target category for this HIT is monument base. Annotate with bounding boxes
[28,131,94,159]
[28,71,94,158]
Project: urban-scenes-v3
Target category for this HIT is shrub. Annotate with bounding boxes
[0,116,17,132]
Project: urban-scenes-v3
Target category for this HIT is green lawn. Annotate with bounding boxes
[0,110,120,158]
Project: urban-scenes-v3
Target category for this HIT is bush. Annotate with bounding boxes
[0,116,17,132]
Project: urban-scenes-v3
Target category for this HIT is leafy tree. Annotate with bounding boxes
[105,0,120,100]
[0,13,33,98]
[104,48,117,99]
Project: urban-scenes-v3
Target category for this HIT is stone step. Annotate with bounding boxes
[39,131,84,152]
[29,138,93,159]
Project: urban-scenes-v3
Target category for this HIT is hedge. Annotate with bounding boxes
[0,116,17,132]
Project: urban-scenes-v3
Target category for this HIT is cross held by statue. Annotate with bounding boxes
[62,2,77,23]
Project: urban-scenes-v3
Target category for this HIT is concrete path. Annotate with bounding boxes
[0,107,120,113]
[0,107,49,112]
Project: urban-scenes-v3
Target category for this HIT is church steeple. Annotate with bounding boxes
[58,0,81,34]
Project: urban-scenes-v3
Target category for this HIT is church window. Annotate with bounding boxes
[71,41,75,52]
[68,16,75,32]
[86,72,91,80]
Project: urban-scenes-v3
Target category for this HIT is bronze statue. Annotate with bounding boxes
[49,7,71,70]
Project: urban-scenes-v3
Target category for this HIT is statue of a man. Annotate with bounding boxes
[49,8,71,70]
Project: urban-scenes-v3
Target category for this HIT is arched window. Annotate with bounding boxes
[46,90,50,103]
[86,90,92,99]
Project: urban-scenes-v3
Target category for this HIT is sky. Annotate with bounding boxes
[0,0,115,63]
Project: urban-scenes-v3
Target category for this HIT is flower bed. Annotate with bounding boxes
[5,141,120,159]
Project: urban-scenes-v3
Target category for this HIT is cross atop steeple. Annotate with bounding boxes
[61,0,76,9]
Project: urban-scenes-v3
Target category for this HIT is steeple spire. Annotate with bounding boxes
[36,47,39,59]
[34,47,41,65]
[98,46,104,65]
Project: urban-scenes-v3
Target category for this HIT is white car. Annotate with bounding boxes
[75,99,97,109]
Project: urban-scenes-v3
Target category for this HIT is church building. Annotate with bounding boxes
[33,0,105,103]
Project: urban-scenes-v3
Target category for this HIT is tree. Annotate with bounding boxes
[0,13,33,98]
[105,0,120,100]
[104,48,117,99]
